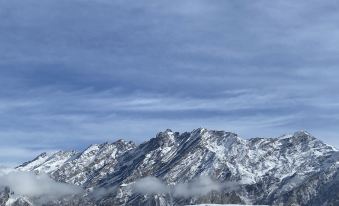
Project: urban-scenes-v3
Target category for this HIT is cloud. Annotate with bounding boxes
[0,169,82,203]
[173,176,222,197]
[1,0,339,165]
[134,176,169,194]
[89,187,117,201]
[133,176,239,197]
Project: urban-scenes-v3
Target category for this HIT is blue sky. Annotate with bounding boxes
[1,0,339,166]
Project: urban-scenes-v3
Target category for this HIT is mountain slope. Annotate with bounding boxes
[3,129,338,206]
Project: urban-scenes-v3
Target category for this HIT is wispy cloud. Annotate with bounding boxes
[133,176,236,197]
[1,0,339,165]
[0,169,82,204]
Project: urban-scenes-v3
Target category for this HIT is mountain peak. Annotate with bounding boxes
[293,130,311,137]
[16,152,50,170]
[291,130,317,143]
[112,139,135,147]
[164,128,173,133]
[192,127,208,134]
[152,129,178,148]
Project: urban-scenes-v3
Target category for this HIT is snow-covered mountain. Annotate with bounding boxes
[1,128,338,206]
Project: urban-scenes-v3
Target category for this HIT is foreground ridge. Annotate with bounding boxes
[1,128,338,206]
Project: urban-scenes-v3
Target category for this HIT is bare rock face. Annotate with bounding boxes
[7,129,339,206]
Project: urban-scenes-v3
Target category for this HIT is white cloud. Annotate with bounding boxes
[1,0,339,165]
[89,186,117,200]
[133,176,238,197]
[0,170,82,203]
[134,176,168,194]
[173,176,222,197]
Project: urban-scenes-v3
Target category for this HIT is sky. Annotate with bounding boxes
[0,0,339,166]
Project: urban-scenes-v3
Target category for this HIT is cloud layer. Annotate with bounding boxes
[134,176,169,195]
[0,169,82,203]
[1,0,339,165]
[133,176,238,197]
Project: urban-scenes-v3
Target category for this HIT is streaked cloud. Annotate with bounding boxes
[0,0,339,165]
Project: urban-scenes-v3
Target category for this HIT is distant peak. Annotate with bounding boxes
[164,129,173,133]
[279,131,313,140]
[293,130,311,137]
[15,152,49,169]
[114,139,127,144]
[156,129,176,138]
[113,139,136,147]
[192,127,208,134]
[38,152,48,158]
[280,130,317,144]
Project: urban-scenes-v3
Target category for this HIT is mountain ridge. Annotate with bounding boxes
[1,128,338,205]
